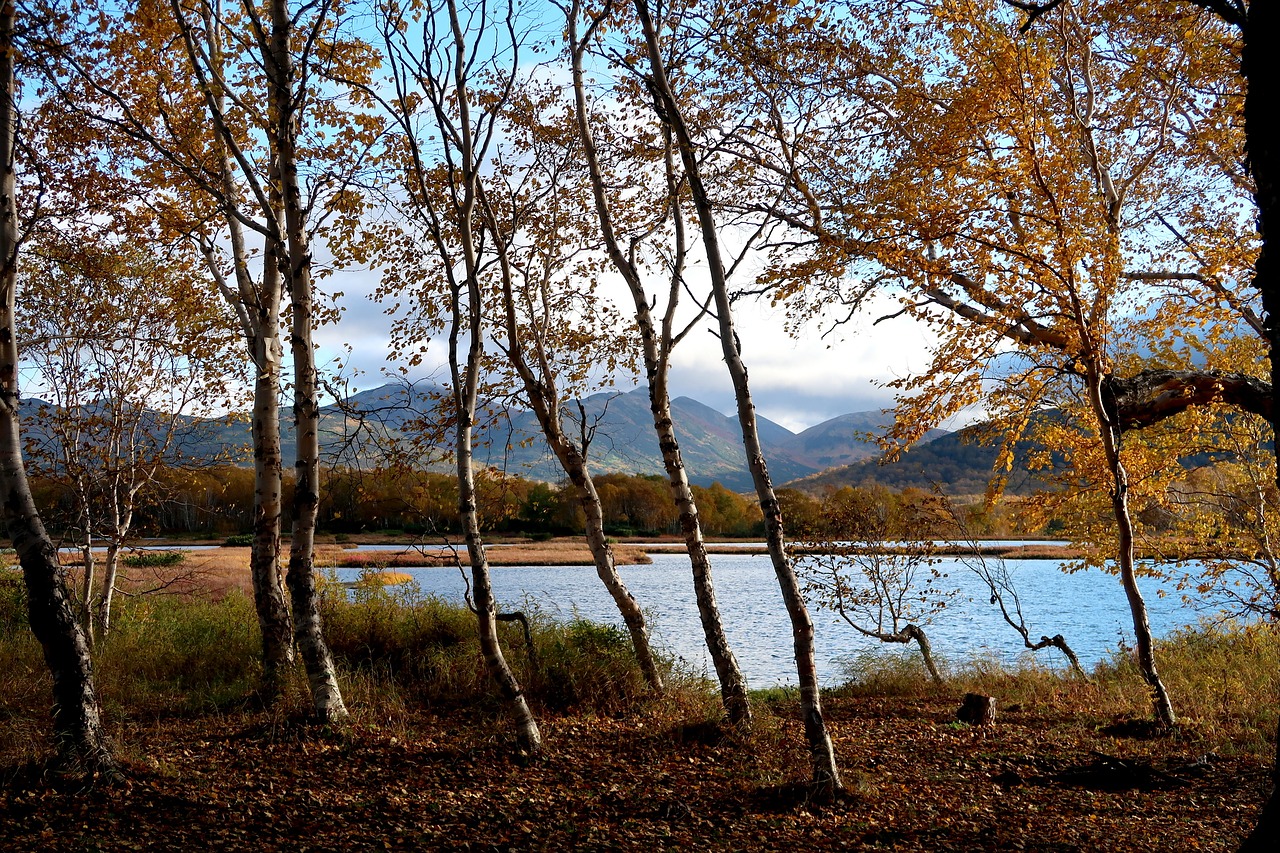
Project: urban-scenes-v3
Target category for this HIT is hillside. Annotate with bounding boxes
[293,384,908,491]
[23,384,1003,493]
[785,419,1056,497]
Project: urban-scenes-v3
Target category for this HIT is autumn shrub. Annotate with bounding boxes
[524,617,652,714]
[95,591,261,711]
[832,648,950,697]
[1087,620,1280,754]
[322,582,488,707]
[321,581,658,715]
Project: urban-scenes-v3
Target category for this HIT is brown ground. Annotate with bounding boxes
[66,540,653,602]
[0,695,1265,851]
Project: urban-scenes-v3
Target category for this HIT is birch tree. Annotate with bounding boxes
[371,0,542,751]
[562,0,753,726]
[617,0,843,793]
[480,94,665,692]
[38,0,376,716]
[19,228,236,645]
[0,1,114,773]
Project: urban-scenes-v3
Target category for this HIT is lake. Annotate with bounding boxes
[333,551,1223,689]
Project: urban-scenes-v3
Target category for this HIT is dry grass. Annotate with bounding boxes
[320,541,651,570]
[53,540,652,603]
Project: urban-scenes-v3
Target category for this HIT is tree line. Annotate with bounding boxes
[0,0,1278,842]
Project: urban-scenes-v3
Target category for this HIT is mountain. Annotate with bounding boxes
[297,384,923,491]
[777,411,948,472]
[22,382,974,493]
[786,421,1050,497]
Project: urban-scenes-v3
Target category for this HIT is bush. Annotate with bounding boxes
[526,617,649,713]
[222,534,254,547]
[123,550,186,568]
[832,648,946,697]
[321,582,656,714]
[95,592,261,711]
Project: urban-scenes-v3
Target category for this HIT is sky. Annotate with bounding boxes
[313,267,943,435]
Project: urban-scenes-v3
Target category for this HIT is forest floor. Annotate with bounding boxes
[0,692,1267,851]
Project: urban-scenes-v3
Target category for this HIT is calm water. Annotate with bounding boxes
[334,552,1218,689]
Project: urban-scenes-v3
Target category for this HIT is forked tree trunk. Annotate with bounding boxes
[270,0,346,722]
[566,3,750,724]
[632,0,840,794]
[196,1,294,695]
[0,5,115,773]
[444,0,539,749]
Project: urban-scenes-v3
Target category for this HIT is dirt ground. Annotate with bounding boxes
[1,694,1266,851]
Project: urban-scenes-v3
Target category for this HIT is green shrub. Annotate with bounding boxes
[321,582,656,714]
[95,592,261,711]
[123,550,186,568]
[222,533,254,547]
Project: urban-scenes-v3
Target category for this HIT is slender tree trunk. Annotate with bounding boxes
[565,3,750,724]
[649,372,751,723]
[538,408,664,692]
[490,238,664,693]
[249,334,294,691]
[903,624,943,685]
[270,0,345,722]
[0,5,114,773]
[458,422,542,751]
[197,1,294,695]
[78,507,94,645]
[632,0,841,794]
[439,0,539,750]
[452,249,540,751]
[95,542,120,641]
[1091,370,1176,727]
[1236,5,1280,846]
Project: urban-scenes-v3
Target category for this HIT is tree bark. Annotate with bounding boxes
[566,2,750,724]
[442,0,540,751]
[269,0,346,722]
[1103,369,1271,430]
[1222,1,1280,846]
[193,0,294,695]
[631,0,840,794]
[452,230,541,752]
[0,4,115,773]
[1090,368,1176,727]
[496,296,664,692]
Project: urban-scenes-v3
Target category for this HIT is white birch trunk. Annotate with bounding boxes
[270,0,346,722]
[0,6,114,772]
[195,0,294,691]
[566,3,750,723]
[631,0,840,791]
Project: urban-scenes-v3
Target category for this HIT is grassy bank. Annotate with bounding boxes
[1,572,1275,850]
